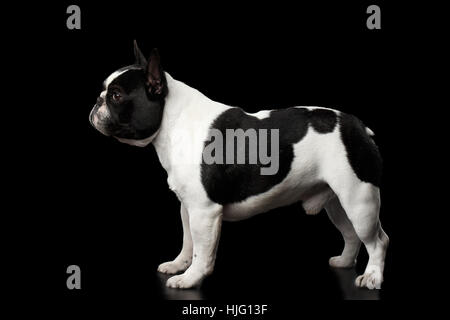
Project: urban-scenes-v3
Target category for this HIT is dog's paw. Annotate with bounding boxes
[166,273,201,289]
[329,255,356,268]
[157,260,190,275]
[355,265,383,290]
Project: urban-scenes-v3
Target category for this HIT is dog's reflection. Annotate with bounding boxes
[157,273,204,300]
[157,268,380,300]
[331,267,380,300]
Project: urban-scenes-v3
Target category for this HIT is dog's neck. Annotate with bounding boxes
[152,73,206,170]
[151,72,229,173]
[157,72,204,134]
[153,72,205,144]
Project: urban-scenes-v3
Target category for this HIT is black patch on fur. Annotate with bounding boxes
[201,107,338,204]
[308,108,338,133]
[339,113,382,187]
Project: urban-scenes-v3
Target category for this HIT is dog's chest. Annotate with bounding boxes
[153,99,230,202]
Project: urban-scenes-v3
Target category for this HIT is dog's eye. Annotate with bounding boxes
[112,91,122,102]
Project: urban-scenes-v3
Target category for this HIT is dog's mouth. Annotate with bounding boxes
[89,110,112,136]
[95,125,111,137]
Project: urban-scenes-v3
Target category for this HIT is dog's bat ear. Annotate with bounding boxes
[133,40,147,67]
[146,48,165,96]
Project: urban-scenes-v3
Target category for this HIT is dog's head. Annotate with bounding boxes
[89,41,167,146]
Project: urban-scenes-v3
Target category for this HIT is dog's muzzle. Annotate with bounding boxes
[89,96,111,136]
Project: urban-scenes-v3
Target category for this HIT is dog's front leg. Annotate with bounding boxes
[166,204,222,289]
[158,203,193,274]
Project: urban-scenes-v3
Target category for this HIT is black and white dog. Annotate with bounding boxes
[89,42,389,290]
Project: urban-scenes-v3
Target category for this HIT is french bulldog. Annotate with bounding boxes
[89,42,389,290]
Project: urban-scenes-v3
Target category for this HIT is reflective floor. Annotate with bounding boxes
[330,268,380,300]
[157,267,380,300]
[158,273,205,300]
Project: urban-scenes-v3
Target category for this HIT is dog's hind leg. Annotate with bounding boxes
[331,181,389,289]
[325,196,361,268]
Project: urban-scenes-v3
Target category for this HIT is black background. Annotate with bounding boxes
[7,0,438,316]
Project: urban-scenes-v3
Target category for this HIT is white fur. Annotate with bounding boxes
[117,72,388,290]
[104,70,127,88]
[104,67,140,88]
[247,110,272,119]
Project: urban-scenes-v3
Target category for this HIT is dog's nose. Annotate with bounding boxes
[89,108,95,125]
[96,96,104,105]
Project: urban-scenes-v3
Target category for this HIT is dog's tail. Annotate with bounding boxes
[365,127,375,137]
